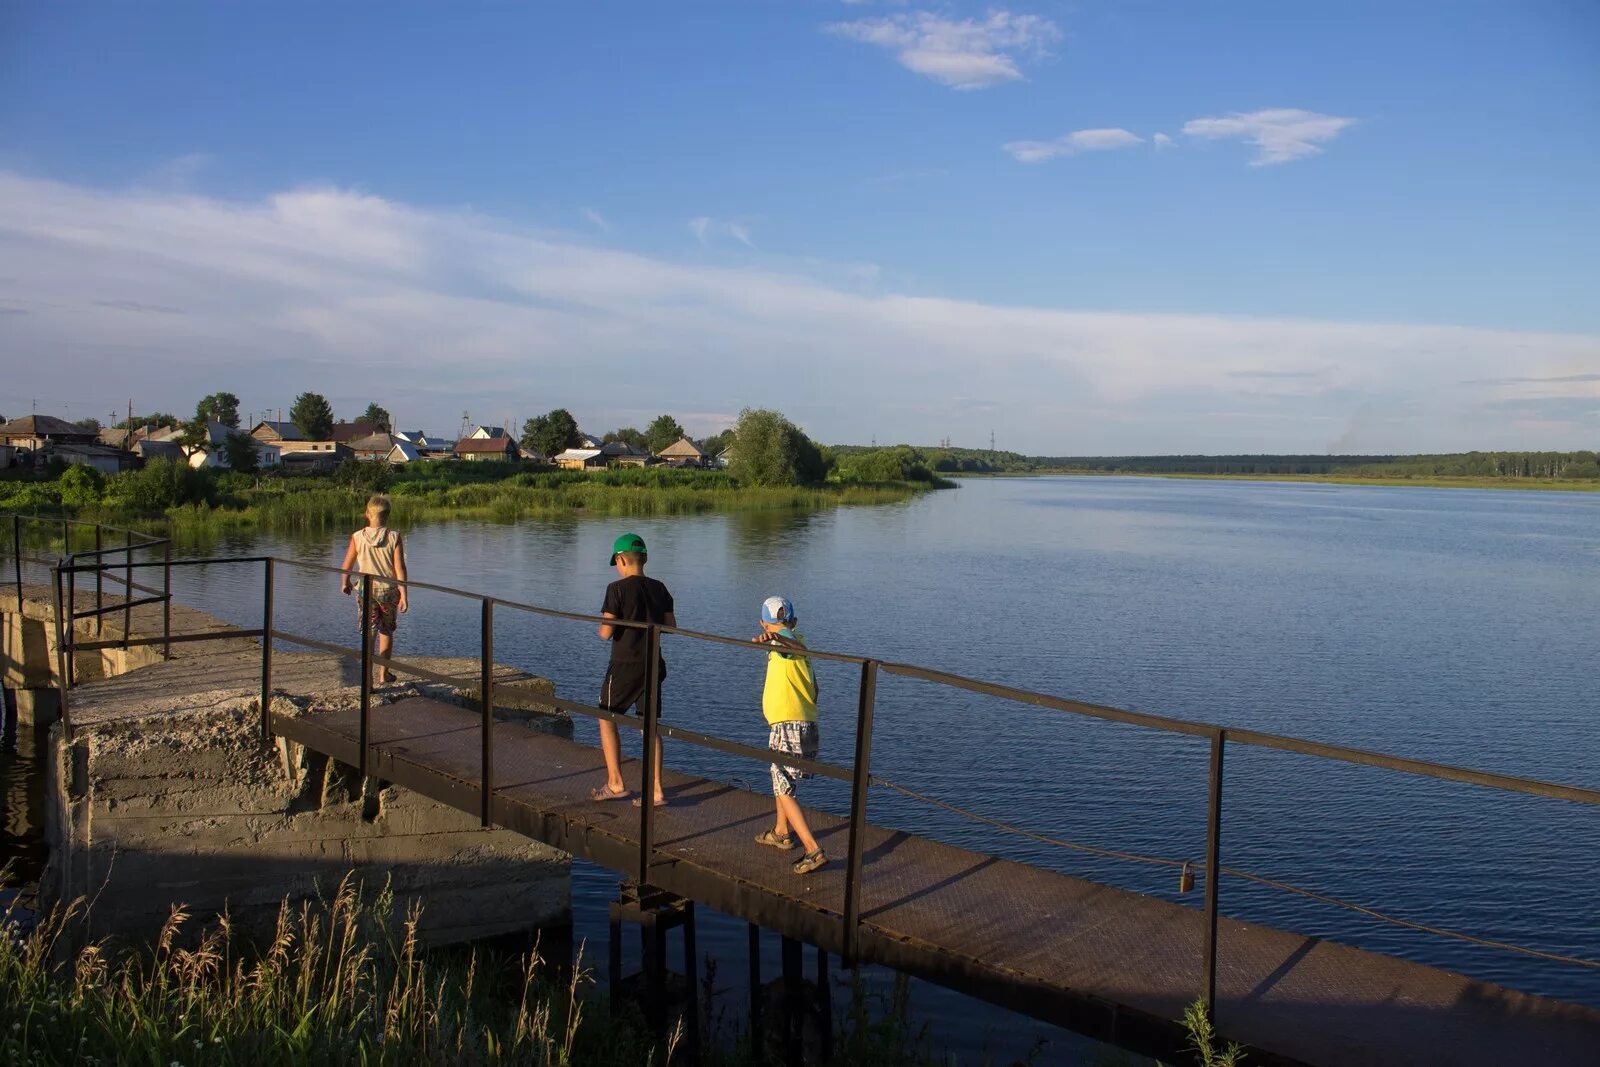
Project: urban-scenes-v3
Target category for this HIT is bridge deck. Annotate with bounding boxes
[272,696,1600,1067]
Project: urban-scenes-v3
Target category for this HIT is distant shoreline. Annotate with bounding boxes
[952,470,1600,492]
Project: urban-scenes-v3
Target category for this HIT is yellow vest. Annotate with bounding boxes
[762,630,818,725]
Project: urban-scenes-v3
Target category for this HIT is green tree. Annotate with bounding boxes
[603,427,648,450]
[195,392,241,428]
[115,413,180,431]
[699,429,733,458]
[520,408,581,458]
[74,417,102,433]
[644,414,686,454]
[359,403,392,433]
[729,408,826,487]
[58,464,105,507]
[104,460,215,512]
[290,392,335,440]
[220,431,260,474]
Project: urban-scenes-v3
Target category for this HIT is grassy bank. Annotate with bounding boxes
[3,462,949,536]
[0,881,1000,1067]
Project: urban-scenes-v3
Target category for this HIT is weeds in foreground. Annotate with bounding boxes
[1180,999,1246,1067]
[1,879,1047,1066]
[0,877,668,1067]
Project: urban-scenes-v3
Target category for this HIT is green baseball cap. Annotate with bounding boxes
[610,532,647,565]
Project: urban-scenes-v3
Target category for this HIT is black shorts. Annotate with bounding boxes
[599,659,667,714]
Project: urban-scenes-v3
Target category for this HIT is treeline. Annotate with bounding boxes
[1038,452,1600,480]
[1041,455,1397,475]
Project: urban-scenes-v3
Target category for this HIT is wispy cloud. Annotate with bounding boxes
[689,216,755,248]
[1003,128,1143,163]
[580,206,610,232]
[825,9,1060,90]
[1182,108,1357,165]
[1,172,1595,452]
[1152,132,1173,149]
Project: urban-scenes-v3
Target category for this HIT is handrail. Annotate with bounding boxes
[44,547,1600,1030]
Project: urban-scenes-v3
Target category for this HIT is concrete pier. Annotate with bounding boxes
[2,583,574,947]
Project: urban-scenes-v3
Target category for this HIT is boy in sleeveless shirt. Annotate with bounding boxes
[339,494,409,684]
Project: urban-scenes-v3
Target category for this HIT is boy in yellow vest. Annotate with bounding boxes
[752,596,826,875]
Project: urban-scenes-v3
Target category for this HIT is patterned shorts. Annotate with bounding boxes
[358,581,401,637]
[768,721,819,798]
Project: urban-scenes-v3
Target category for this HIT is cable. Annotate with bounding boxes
[870,775,1600,971]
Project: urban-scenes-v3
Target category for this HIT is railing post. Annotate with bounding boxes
[260,559,274,739]
[480,598,495,828]
[94,525,103,636]
[842,659,878,963]
[51,564,70,728]
[358,578,372,780]
[12,515,21,612]
[163,541,173,660]
[122,529,133,647]
[638,623,661,883]
[64,557,76,689]
[1203,729,1226,1018]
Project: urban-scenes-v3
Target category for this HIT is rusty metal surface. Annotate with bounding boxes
[273,697,1600,1067]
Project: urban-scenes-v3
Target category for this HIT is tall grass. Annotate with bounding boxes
[0,879,676,1067]
[1,880,1038,1066]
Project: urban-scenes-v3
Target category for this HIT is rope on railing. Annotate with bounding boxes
[870,775,1600,971]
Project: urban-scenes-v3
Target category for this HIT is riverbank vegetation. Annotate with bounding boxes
[1024,451,1600,488]
[0,408,955,532]
[0,882,1029,1067]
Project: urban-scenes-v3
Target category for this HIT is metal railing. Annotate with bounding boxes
[46,550,1600,1022]
[4,515,174,689]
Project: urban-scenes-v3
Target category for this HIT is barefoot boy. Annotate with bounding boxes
[592,532,675,807]
[339,494,408,684]
[752,596,826,875]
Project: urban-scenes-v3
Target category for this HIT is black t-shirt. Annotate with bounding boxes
[601,575,675,663]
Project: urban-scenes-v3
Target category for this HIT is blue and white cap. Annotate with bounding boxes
[760,595,795,627]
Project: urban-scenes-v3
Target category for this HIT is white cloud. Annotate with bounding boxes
[1182,108,1357,165]
[1003,128,1143,163]
[825,10,1060,90]
[1152,132,1173,149]
[580,206,610,232]
[689,216,755,248]
[1,172,1595,453]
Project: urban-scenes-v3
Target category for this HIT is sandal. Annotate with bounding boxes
[590,784,631,802]
[755,830,796,850]
[792,849,826,875]
[632,796,667,808]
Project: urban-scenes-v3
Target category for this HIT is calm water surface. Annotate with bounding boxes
[5,476,1598,1056]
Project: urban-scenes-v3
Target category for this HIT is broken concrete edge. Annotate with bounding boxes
[42,682,574,954]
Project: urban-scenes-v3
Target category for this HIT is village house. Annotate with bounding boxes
[279,445,351,473]
[600,440,652,468]
[656,437,709,468]
[466,425,507,441]
[385,440,423,465]
[454,436,519,462]
[331,422,377,444]
[554,447,605,470]
[47,441,138,475]
[0,414,98,452]
[250,420,340,459]
[347,432,398,462]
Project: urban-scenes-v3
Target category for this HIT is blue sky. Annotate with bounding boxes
[2,1,1597,452]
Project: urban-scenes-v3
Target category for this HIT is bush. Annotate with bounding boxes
[104,459,216,512]
[57,464,106,506]
[334,459,393,493]
[0,483,62,512]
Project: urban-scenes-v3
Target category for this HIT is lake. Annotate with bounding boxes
[5,475,1598,1058]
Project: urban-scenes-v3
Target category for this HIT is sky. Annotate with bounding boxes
[1,1,1597,454]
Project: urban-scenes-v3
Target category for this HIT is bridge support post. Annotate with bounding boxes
[260,558,274,740]
[782,935,803,1067]
[816,947,833,1062]
[608,882,700,1062]
[1203,729,1226,1019]
[748,922,764,1054]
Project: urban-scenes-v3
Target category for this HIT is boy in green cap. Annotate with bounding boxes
[591,532,675,807]
[752,595,826,875]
